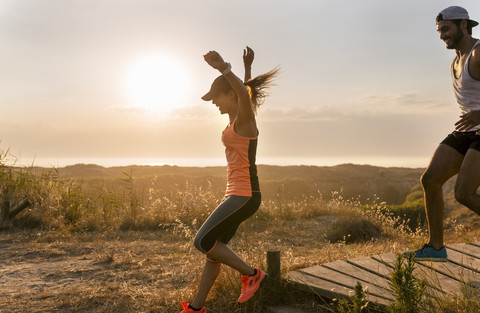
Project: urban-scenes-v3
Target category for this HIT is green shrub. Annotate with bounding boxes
[388,185,425,230]
[337,281,373,313]
[387,253,426,313]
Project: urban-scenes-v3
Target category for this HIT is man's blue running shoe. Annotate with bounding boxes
[404,244,447,262]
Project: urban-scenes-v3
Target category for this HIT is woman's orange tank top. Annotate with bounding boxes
[221,120,260,197]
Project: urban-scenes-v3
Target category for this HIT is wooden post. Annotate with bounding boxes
[267,250,281,281]
[1,200,10,229]
[9,199,31,219]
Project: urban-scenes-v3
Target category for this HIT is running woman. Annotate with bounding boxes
[180,48,278,313]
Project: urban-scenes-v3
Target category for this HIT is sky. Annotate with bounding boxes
[2,0,480,168]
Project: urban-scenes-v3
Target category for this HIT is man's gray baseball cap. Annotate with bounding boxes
[438,6,479,27]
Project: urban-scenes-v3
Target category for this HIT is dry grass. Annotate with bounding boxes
[3,197,480,313]
[2,155,480,312]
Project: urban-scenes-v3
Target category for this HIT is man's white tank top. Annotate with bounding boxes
[451,39,480,131]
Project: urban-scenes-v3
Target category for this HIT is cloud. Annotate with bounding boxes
[356,91,454,115]
[110,105,148,115]
[258,105,348,122]
[109,103,219,121]
[168,104,218,120]
[257,90,455,123]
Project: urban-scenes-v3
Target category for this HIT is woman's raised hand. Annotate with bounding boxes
[203,51,228,72]
[243,46,254,68]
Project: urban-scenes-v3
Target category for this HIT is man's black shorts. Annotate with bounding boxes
[441,130,480,155]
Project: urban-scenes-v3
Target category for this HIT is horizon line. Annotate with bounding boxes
[6,156,429,169]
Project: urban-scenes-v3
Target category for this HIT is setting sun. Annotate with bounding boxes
[125,54,190,112]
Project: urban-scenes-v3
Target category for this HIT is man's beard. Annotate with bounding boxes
[447,26,464,49]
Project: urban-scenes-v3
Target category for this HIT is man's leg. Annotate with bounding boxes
[421,144,464,249]
[454,149,480,214]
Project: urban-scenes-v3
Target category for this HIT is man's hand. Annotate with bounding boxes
[455,110,480,131]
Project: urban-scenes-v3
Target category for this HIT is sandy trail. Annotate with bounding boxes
[0,231,191,312]
[0,235,104,294]
[0,217,339,312]
[0,257,101,296]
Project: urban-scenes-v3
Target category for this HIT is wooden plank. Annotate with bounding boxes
[372,253,460,295]
[287,270,354,300]
[287,271,390,306]
[322,259,394,299]
[347,256,393,279]
[286,247,480,308]
[446,247,480,273]
[469,242,480,250]
[417,259,480,285]
[265,305,310,313]
[300,265,393,302]
[450,243,480,291]
[371,252,398,268]
[447,243,480,260]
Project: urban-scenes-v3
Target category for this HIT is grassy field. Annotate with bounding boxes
[2,157,480,312]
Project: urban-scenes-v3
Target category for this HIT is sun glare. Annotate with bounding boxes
[125,54,190,112]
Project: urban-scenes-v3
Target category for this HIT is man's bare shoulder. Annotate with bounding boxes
[471,39,480,58]
[470,40,480,80]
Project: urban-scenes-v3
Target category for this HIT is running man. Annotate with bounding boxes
[406,6,480,261]
[180,48,278,312]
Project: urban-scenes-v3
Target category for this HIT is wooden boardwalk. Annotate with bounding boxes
[287,242,480,306]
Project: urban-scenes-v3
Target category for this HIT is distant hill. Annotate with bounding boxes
[31,163,426,204]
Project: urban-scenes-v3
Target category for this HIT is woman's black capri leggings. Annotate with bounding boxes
[193,192,261,258]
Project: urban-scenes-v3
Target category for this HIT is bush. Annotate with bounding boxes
[336,281,373,313]
[387,253,426,313]
[388,185,425,230]
[326,215,382,244]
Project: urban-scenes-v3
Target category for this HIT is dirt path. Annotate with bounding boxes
[0,216,340,312]
[0,235,107,296]
[0,256,101,296]
[0,230,197,312]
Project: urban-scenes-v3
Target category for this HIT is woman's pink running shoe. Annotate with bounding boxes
[180,301,206,313]
[237,268,268,303]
